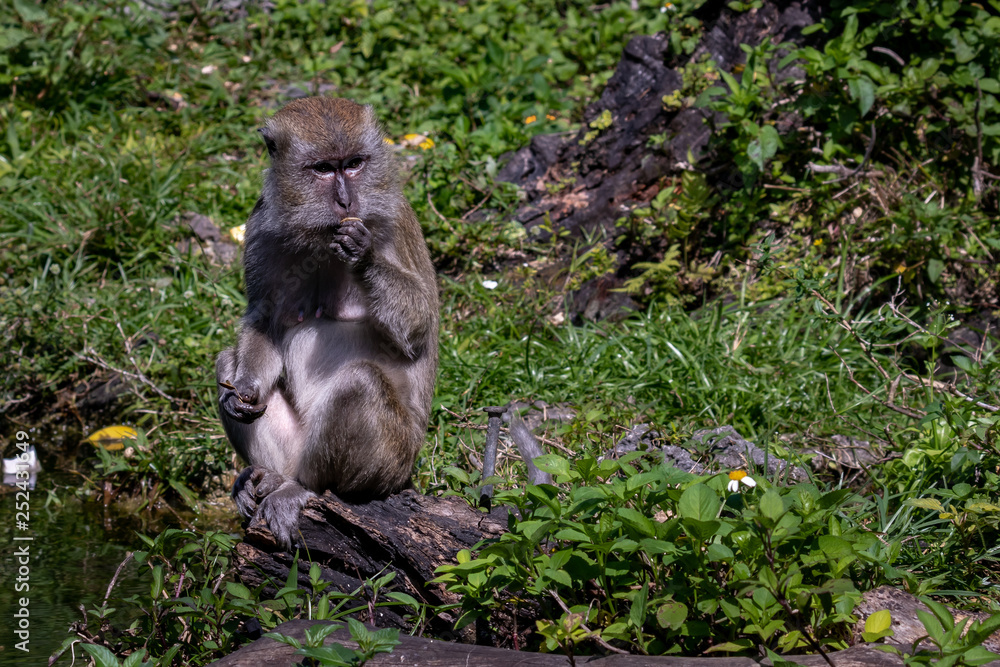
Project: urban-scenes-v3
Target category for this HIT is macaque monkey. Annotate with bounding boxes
[216,97,439,548]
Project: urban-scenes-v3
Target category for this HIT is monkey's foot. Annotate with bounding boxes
[257,483,316,550]
[232,466,287,520]
[232,466,315,549]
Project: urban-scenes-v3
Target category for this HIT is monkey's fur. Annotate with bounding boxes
[216,98,439,548]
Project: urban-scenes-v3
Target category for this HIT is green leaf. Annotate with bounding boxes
[629,583,648,628]
[906,497,945,512]
[705,639,755,653]
[758,125,780,162]
[81,644,121,667]
[150,565,164,600]
[980,78,1000,94]
[168,479,199,508]
[226,581,251,600]
[297,645,356,665]
[758,490,785,521]
[960,646,1000,666]
[14,0,48,22]
[678,483,721,521]
[851,77,876,117]
[638,538,675,555]
[706,542,734,562]
[656,600,688,630]
[306,622,340,643]
[534,454,571,477]
[747,139,765,171]
[618,507,657,537]
[865,610,893,634]
[916,608,945,645]
[0,27,32,51]
[122,649,147,667]
[682,517,722,541]
[966,612,1000,644]
[927,258,944,284]
[817,535,854,559]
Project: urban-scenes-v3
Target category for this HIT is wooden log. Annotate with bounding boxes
[209,619,1000,667]
[235,490,507,634]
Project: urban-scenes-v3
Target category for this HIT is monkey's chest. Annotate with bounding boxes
[276,269,368,326]
[281,319,378,382]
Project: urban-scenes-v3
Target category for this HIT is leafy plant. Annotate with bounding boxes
[435,453,874,656]
[264,617,401,666]
[868,600,1000,667]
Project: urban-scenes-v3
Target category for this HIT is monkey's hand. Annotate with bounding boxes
[330,217,371,267]
[219,378,267,423]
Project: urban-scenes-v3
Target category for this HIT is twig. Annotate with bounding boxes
[899,373,999,412]
[810,288,891,381]
[973,80,984,199]
[547,589,629,655]
[103,552,134,605]
[808,123,878,183]
[426,192,448,223]
[76,349,175,403]
[830,347,924,419]
[461,186,497,221]
[872,46,905,66]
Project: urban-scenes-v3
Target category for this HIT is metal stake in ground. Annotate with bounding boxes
[479,406,506,509]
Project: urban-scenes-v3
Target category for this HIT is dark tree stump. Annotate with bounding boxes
[235,490,506,634]
[496,0,822,322]
[497,1,822,241]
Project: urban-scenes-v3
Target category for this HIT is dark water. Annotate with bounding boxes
[0,464,237,667]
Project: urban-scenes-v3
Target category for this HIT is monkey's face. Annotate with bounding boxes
[257,97,400,248]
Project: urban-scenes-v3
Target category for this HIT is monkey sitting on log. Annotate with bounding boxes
[216,97,439,548]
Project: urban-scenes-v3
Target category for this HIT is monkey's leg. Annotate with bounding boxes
[298,360,420,498]
[226,388,311,547]
[220,345,314,548]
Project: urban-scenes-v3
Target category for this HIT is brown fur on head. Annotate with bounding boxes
[254,97,399,243]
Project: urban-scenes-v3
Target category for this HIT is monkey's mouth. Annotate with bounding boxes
[339,217,363,224]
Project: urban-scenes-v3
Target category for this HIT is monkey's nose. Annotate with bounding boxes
[333,179,353,216]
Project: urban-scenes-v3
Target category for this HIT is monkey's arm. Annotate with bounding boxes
[364,257,437,360]
[331,217,436,360]
[217,323,283,422]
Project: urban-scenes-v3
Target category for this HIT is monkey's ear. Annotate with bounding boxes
[258,126,278,158]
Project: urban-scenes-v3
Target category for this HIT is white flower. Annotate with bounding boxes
[728,470,757,492]
[201,65,217,75]
[482,280,498,290]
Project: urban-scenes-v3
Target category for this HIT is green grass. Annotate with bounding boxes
[3,0,1000,664]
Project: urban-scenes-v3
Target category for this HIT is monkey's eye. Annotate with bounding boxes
[311,162,336,174]
[344,156,365,174]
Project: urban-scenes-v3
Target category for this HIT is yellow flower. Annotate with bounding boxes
[895,262,907,274]
[813,238,822,246]
[229,224,246,244]
[383,137,395,145]
[402,133,434,150]
[525,115,538,124]
[727,470,757,492]
[546,114,556,121]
